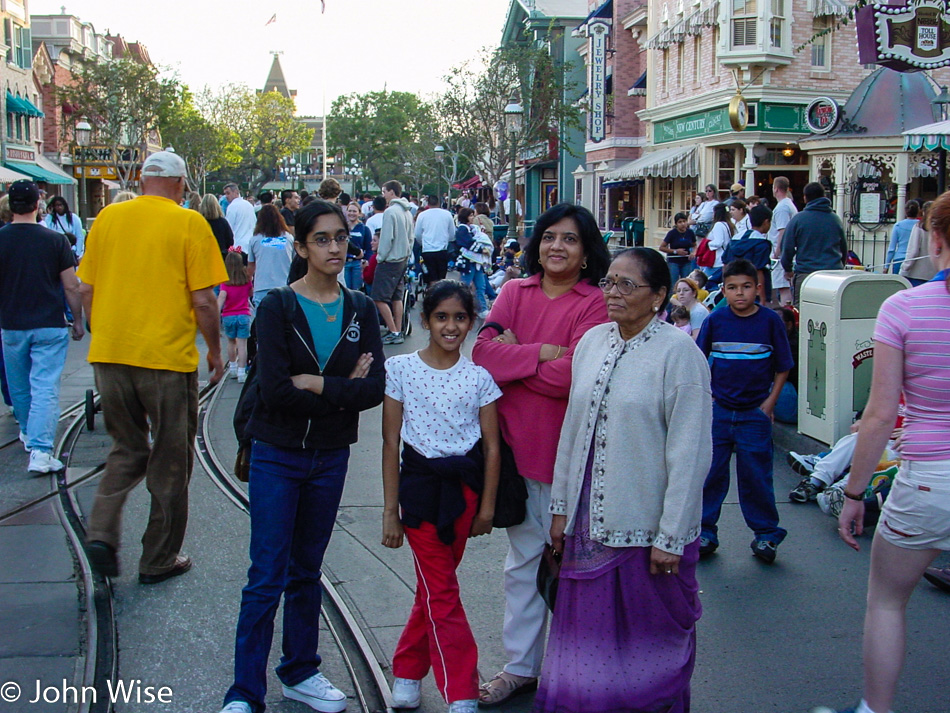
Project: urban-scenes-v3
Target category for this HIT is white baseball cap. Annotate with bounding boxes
[141,151,187,178]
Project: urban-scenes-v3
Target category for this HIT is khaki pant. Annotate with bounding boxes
[793,272,811,308]
[86,363,198,575]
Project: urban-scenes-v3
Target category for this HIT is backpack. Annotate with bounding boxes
[722,229,772,270]
[232,285,298,482]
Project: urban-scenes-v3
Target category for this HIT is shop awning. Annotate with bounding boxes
[5,92,44,117]
[35,154,77,184]
[814,0,850,17]
[5,160,74,184]
[452,175,482,190]
[628,71,647,96]
[0,165,30,182]
[603,145,698,180]
[903,119,950,152]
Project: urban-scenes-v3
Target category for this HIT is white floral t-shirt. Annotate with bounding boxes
[385,352,502,459]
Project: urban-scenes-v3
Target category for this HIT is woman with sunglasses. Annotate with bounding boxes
[220,199,385,713]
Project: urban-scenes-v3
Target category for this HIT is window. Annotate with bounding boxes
[8,25,32,69]
[770,0,785,49]
[718,148,736,194]
[5,112,12,139]
[575,178,583,205]
[654,177,674,229]
[732,0,757,48]
[662,49,669,92]
[694,35,703,81]
[15,114,22,141]
[712,26,719,74]
[811,18,831,69]
[598,177,607,228]
[3,19,11,63]
[677,42,685,87]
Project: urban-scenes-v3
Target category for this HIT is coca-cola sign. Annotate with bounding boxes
[805,97,840,134]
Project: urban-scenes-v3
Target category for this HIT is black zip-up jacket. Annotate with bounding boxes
[246,285,385,450]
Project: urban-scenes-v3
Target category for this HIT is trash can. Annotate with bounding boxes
[798,270,910,445]
[493,225,510,243]
[621,218,645,247]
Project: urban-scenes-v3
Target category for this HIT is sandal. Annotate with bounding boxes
[478,672,538,707]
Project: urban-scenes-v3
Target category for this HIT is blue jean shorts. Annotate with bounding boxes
[223,314,251,339]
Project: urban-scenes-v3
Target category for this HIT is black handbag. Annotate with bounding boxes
[536,544,561,611]
[479,322,528,528]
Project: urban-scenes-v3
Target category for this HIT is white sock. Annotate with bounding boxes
[858,699,895,713]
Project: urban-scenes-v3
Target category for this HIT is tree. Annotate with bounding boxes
[327,90,432,188]
[438,43,582,220]
[63,57,179,189]
[197,85,312,191]
[157,85,240,192]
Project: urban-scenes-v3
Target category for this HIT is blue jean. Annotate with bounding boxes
[253,289,273,307]
[0,342,11,406]
[1,327,69,452]
[701,402,786,546]
[461,268,489,312]
[225,441,350,712]
[668,260,693,285]
[344,260,363,290]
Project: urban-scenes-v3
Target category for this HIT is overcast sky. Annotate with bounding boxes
[31,0,513,115]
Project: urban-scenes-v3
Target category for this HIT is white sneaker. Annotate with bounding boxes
[228,362,238,378]
[392,678,421,709]
[282,672,347,713]
[219,702,252,713]
[29,450,64,474]
[19,431,28,452]
[447,700,478,713]
[236,367,247,384]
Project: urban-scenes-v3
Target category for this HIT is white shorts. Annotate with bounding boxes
[878,459,950,550]
[771,260,790,289]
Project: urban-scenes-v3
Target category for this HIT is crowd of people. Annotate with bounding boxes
[1,151,947,713]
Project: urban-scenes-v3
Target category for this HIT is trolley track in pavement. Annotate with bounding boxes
[196,379,396,713]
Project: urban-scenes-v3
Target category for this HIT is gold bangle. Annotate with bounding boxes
[555,346,563,360]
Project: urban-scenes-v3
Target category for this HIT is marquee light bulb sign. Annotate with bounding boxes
[857,0,950,71]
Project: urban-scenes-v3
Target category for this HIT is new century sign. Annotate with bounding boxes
[654,104,806,143]
[858,0,950,71]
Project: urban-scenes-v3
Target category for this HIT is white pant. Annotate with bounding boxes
[812,432,899,487]
[502,478,552,678]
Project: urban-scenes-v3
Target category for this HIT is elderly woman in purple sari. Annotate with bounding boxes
[539,248,713,713]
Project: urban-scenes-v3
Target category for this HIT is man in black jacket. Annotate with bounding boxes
[781,181,848,306]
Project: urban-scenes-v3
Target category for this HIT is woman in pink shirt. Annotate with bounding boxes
[833,191,950,713]
[472,203,610,705]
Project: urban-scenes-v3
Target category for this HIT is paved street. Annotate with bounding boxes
[0,319,948,713]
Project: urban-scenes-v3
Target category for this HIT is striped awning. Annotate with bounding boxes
[603,145,698,181]
[814,0,850,17]
[903,119,950,152]
[646,1,719,49]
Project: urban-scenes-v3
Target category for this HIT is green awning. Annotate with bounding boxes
[903,119,950,152]
[5,92,43,117]
[5,161,73,185]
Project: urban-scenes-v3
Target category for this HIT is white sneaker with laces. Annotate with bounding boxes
[282,672,347,713]
[447,699,478,713]
[219,702,252,713]
[28,450,64,474]
[391,678,421,709]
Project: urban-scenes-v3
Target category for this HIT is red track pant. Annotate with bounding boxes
[393,486,480,703]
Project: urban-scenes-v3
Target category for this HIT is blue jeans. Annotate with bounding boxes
[253,289,273,307]
[344,260,363,290]
[668,260,693,285]
[1,327,69,452]
[701,402,786,546]
[0,342,11,406]
[461,268,489,312]
[225,441,350,712]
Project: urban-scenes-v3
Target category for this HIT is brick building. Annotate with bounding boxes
[573,0,649,231]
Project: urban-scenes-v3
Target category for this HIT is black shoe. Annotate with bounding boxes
[138,555,192,585]
[85,540,119,578]
[751,539,778,563]
[789,478,821,503]
[924,566,950,593]
[698,536,718,556]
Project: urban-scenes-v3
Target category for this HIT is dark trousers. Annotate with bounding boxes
[87,363,198,574]
[701,402,787,545]
[225,441,350,712]
[422,250,450,284]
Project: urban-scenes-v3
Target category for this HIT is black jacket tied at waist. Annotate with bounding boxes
[399,443,484,544]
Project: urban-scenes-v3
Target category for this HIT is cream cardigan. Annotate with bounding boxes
[550,319,712,555]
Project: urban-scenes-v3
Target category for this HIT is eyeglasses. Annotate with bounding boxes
[307,236,350,247]
[598,278,643,295]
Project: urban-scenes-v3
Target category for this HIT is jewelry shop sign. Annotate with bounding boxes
[589,20,610,144]
[858,0,950,71]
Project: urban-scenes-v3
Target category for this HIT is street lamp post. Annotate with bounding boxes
[504,101,523,241]
[434,145,445,207]
[75,119,92,220]
[932,86,950,194]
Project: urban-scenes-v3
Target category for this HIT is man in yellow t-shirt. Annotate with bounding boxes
[78,151,227,585]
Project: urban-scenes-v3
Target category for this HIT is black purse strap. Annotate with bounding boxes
[478,321,505,336]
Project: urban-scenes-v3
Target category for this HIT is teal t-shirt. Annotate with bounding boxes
[296,291,343,370]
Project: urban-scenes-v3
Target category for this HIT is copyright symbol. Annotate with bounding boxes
[1,681,20,702]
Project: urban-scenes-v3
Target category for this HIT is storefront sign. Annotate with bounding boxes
[805,97,840,134]
[74,165,126,180]
[859,191,881,223]
[72,146,140,164]
[589,20,610,144]
[857,0,950,71]
[6,147,34,162]
[655,108,727,143]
